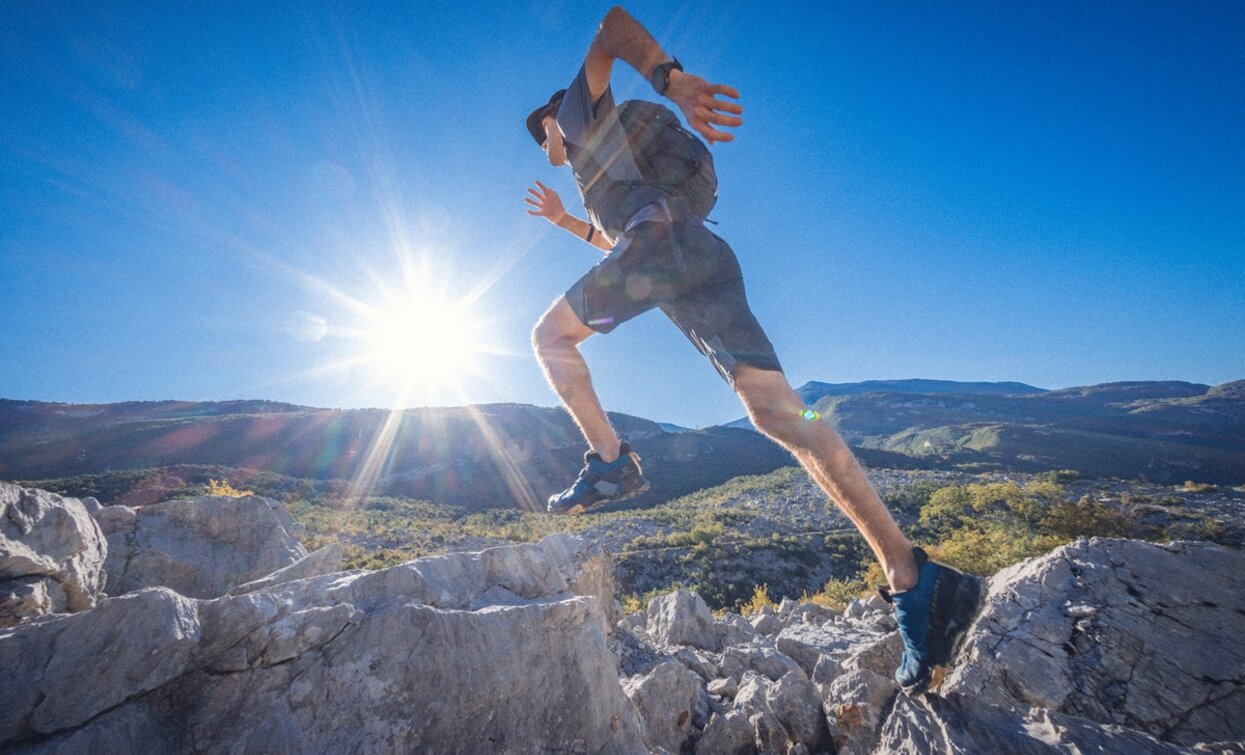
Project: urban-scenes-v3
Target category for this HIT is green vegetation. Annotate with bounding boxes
[18,463,1240,609]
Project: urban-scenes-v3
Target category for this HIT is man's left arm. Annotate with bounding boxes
[584,6,744,145]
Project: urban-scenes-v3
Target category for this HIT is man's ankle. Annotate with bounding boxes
[594,440,622,463]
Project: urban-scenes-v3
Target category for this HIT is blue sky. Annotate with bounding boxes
[2,1,1242,429]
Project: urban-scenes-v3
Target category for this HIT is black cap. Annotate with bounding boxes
[526,89,566,145]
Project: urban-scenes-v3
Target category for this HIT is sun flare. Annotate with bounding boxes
[349,273,488,403]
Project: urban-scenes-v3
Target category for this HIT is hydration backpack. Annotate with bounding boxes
[617,100,718,220]
[578,100,718,236]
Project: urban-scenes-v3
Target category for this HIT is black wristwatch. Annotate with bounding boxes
[650,58,683,96]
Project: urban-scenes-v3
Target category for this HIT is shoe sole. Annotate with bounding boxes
[553,478,651,516]
[900,569,987,695]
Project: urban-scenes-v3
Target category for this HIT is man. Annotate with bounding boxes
[523,6,981,694]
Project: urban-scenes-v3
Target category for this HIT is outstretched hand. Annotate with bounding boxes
[665,70,743,146]
[525,181,567,224]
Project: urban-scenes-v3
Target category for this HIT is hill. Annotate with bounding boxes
[728,379,1245,484]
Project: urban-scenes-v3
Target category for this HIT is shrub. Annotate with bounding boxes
[207,479,252,497]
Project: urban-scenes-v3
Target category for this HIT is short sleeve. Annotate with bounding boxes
[556,64,615,148]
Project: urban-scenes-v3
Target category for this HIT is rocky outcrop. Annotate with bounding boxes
[943,538,1245,748]
[3,489,1242,755]
[0,482,106,627]
[620,537,1243,754]
[96,494,307,598]
[0,533,645,754]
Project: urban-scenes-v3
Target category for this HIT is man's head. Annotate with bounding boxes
[526,89,567,166]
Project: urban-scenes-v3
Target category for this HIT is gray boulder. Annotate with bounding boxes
[647,588,719,651]
[0,534,647,754]
[877,692,1190,754]
[98,494,307,598]
[943,538,1245,748]
[229,542,346,596]
[0,483,106,627]
[623,657,704,752]
[766,669,828,751]
[695,709,755,755]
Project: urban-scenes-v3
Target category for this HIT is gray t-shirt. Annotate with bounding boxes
[556,65,667,243]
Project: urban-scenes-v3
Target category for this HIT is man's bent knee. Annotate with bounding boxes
[532,298,594,355]
[732,365,806,440]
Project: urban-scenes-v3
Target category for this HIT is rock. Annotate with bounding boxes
[734,670,773,714]
[647,588,719,651]
[708,677,739,699]
[623,658,703,753]
[696,710,755,755]
[774,618,895,681]
[824,667,897,755]
[229,542,346,596]
[0,534,647,754]
[844,598,866,619]
[821,631,904,754]
[877,692,1190,754]
[766,669,829,750]
[100,494,307,599]
[715,611,759,647]
[749,709,788,755]
[720,643,805,683]
[943,538,1245,748]
[0,483,106,626]
[673,646,719,681]
[751,611,783,636]
[786,602,837,626]
[777,597,799,619]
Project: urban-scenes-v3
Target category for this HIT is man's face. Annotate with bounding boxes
[541,115,567,167]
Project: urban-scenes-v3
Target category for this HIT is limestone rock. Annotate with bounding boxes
[877,692,1190,754]
[0,534,647,754]
[623,657,704,753]
[647,588,719,651]
[715,611,759,647]
[751,611,783,636]
[943,538,1245,748]
[696,710,755,755]
[823,632,902,755]
[720,643,805,683]
[708,676,739,699]
[229,542,346,596]
[775,623,858,677]
[0,482,106,626]
[100,494,307,599]
[766,669,828,751]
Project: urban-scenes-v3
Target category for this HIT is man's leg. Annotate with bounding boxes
[731,364,919,593]
[532,296,622,462]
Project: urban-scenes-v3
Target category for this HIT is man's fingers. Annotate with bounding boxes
[526,209,542,215]
[698,124,735,143]
[536,180,551,193]
[709,98,743,115]
[708,83,740,100]
[524,197,541,207]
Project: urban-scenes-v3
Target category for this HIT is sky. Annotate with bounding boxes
[2,1,1243,429]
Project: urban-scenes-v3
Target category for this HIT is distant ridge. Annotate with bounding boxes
[727,379,1046,429]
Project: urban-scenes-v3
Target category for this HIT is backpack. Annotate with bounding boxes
[578,100,718,235]
[616,100,718,220]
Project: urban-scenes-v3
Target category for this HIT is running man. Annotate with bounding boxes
[523,6,981,693]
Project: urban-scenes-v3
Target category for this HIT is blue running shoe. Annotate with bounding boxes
[880,547,985,694]
[547,442,650,515]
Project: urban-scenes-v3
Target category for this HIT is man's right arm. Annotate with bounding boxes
[585,6,744,145]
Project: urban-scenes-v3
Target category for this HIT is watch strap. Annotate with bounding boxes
[650,58,683,96]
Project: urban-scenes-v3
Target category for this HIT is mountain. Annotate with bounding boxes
[724,379,1245,484]
[0,399,804,511]
[3,377,1242,511]
[725,379,1044,429]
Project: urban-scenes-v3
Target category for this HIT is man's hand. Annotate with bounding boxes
[525,181,567,224]
[665,69,743,146]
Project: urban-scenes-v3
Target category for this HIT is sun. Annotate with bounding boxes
[353,275,487,400]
